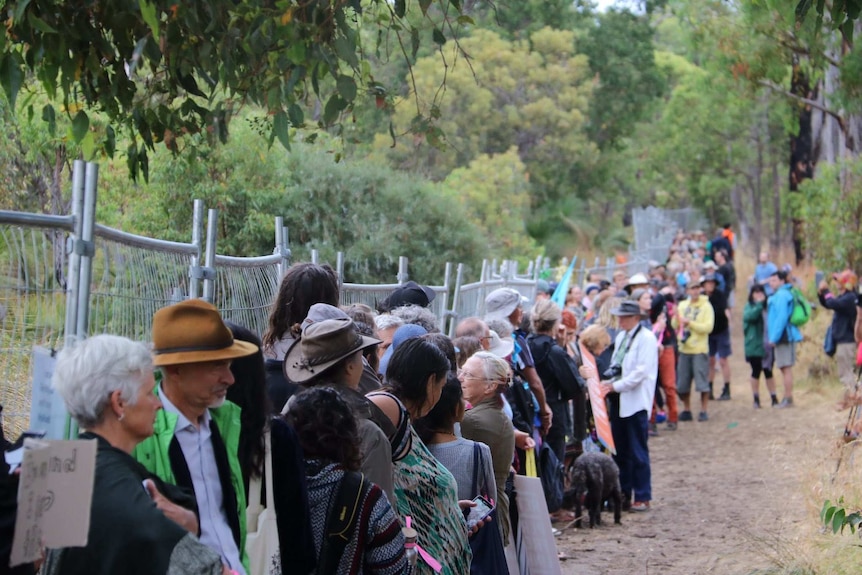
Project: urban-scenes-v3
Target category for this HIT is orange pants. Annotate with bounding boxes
[652,345,679,424]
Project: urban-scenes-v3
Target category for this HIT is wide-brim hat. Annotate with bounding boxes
[610,300,643,317]
[284,317,380,383]
[625,273,649,288]
[488,330,514,359]
[152,299,258,366]
[701,273,717,285]
[485,288,523,322]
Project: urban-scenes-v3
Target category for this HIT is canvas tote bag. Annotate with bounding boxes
[246,430,281,575]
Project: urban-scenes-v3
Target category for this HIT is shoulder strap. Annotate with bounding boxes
[470,442,480,497]
[317,470,366,575]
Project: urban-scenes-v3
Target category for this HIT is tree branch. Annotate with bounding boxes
[758,79,846,133]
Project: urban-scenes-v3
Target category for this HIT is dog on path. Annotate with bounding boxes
[570,451,622,528]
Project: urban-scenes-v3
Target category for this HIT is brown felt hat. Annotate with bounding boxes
[151,299,258,366]
[284,317,380,383]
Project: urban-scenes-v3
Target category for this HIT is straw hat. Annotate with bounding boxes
[152,299,258,366]
[284,317,380,383]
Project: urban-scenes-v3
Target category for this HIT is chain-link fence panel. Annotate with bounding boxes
[214,255,283,339]
[0,224,70,437]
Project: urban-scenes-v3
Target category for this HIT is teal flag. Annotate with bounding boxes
[551,257,576,309]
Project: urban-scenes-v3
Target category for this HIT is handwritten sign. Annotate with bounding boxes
[10,438,97,566]
[28,346,67,439]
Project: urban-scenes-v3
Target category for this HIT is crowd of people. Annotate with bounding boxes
[4,223,862,575]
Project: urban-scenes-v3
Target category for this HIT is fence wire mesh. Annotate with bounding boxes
[214,256,282,339]
[0,226,68,436]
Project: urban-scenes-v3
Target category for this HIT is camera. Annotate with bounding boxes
[602,364,622,380]
[680,329,691,344]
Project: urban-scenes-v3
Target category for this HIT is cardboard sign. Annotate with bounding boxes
[28,346,67,439]
[10,438,97,566]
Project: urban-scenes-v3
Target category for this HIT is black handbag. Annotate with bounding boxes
[539,442,564,513]
[468,443,509,575]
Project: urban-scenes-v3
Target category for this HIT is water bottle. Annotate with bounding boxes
[402,526,418,568]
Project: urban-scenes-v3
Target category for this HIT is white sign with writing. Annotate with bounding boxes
[10,438,97,566]
[28,346,66,439]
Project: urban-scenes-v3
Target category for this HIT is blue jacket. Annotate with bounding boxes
[766,284,802,344]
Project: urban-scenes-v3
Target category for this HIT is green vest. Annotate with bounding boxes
[133,394,249,573]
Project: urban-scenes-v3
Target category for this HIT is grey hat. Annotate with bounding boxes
[610,300,643,317]
[536,279,552,295]
[487,330,514,359]
[485,288,523,322]
[285,313,380,383]
[302,303,349,329]
[701,273,717,285]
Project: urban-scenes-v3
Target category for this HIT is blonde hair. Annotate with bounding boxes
[530,299,561,334]
[597,297,622,329]
[580,325,611,356]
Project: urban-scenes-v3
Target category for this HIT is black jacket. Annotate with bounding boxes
[819,290,858,344]
[527,334,587,442]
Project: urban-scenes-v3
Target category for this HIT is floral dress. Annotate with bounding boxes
[392,427,472,575]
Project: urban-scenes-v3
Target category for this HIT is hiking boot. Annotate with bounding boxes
[697,411,709,422]
[679,410,693,422]
[666,422,678,431]
[718,383,731,401]
[776,397,794,408]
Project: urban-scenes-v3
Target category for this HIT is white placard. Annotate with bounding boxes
[10,438,97,566]
[28,346,67,439]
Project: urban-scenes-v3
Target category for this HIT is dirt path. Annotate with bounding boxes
[557,324,845,575]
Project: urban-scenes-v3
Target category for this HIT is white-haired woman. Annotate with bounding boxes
[459,351,516,543]
[43,335,227,575]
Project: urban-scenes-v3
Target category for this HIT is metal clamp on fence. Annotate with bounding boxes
[72,239,95,258]
[189,265,217,281]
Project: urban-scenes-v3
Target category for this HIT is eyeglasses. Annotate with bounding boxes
[457,370,486,381]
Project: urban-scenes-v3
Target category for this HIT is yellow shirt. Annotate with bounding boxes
[672,296,715,355]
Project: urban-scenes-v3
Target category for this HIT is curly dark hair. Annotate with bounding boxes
[263,263,339,351]
[414,375,463,444]
[225,322,270,485]
[285,387,361,471]
[385,337,449,414]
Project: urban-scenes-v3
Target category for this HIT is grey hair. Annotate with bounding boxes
[470,351,510,387]
[390,304,439,333]
[485,319,513,340]
[374,313,404,331]
[530,299,561,333]
[52,334,154,428]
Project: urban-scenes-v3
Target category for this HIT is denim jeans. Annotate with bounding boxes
[612,409,651,502]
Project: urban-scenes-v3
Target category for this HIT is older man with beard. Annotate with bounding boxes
[134,299,257,574]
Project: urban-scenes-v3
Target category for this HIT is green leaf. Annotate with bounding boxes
[333,37,359,68]
[41,104,56,136]
[457,15,475,25]
[81,131,96,161]
[27,11,58,34]
[127,142,139,182]
[842,18,854,42]
[394,0,406,18]
[323,94,347,125]
[0,53,24,110]
[821,500,832,523]
[71,111,89,143]
[796,0,813,20]
[833,508,846,534]
[13,0,32,24]
[432,28,446,46]
[287,103,304,127]
[336,74,357,101]
[419,0,432,15]
[105,126,116,157]
[272,110,291,150]
[140,0,160,39]
[450,0,461,10]
[824,505,837,526]
[178,73,206,97]
[411,26,420,60]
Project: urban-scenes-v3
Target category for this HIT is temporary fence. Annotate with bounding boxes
[0,159,701,437]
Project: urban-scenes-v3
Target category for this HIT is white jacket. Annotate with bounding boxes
[612,325,659,418]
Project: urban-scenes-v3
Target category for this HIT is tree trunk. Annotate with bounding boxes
[789,55,815,265]
[772,155,781,252]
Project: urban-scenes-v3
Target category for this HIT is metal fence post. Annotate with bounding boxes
[449,263,464,338]
[336,251,345,293]
[397,256,408,285]
[189,199,205,299]
[310,249,319,264]
[202,208,218,302]
[63,161,86,347]
[439,262,452,334]
[75,162,98,339]
[274,217,291,279]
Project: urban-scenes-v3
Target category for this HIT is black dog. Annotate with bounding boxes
[569,452,622,528]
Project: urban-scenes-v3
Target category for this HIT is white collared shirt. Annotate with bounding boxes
[160,387,246,575]
[612,325,658,418]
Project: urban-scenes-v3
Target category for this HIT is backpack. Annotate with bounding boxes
[539,443,564,513]
[789,287,811,327]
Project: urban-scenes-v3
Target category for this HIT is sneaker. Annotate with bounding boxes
[679,410,693,422]
[697,411,709,422]
[630,501,650,512]
[666,422,678,431]
[776,397,794,408]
